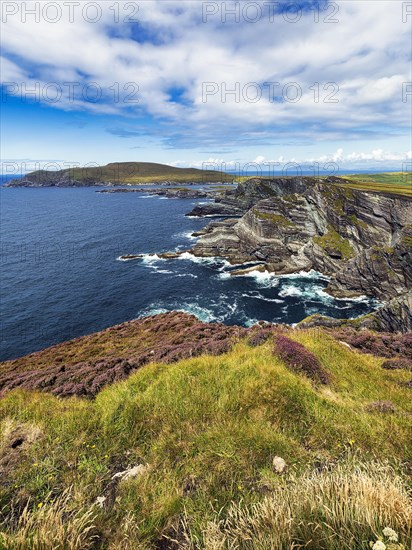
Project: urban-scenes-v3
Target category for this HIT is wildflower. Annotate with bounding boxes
[37,502,43,509]
[383,527,398,543]
[372,541,386,550]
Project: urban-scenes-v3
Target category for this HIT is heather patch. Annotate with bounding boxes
[274,335,330,384]
[0,313,246,398]
[382,358,412,371]
[332,329,412,359]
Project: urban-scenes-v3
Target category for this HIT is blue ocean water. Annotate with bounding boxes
[0,179,377,360]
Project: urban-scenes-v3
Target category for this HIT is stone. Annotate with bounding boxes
[272,456,287,474]
[96,496,106,508]
[112,464,149,481]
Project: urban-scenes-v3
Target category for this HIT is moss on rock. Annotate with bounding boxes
[313,227,355,260]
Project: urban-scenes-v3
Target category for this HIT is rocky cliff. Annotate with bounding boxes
[192,177,412,331]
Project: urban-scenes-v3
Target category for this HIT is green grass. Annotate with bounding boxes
[253,209,295,227]
[0,331,411,548]
[313,226,355,259]
[343,173,412,197]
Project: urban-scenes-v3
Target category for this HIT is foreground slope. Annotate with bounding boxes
[0,313,411,548]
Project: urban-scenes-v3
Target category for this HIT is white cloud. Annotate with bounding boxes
[172,149,412,171]
[0,1,410,150]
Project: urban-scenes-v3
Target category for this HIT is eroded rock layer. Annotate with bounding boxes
[191,177,412,330]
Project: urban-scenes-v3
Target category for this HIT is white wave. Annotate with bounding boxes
[116,256,138,262]
[138,307,169,318]
[154,269,174,274]
[244,317,259,327]
[336,294,374,303]
[217,272,231,280]
[241,291,284,304]
[315,288,335,301]
[175,273,198,278]
[176,304,217,323]
[139,195,154,199]
[279,285,303,297]
[141,253,166,264]
[234,269,280,288]
[178,252,231,268]
[279,269,330,281]
[175,231,199,241]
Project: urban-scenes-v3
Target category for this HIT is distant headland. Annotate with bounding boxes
[4,162,235,187]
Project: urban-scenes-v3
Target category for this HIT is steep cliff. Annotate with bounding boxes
[192,177,412,330]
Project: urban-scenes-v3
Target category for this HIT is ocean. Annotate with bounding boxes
[0,176,377,360]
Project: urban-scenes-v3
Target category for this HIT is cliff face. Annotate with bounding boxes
[193,178,412,329]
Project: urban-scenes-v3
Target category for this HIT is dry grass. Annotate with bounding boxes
[200,462,412,549]
[0,489,97,550]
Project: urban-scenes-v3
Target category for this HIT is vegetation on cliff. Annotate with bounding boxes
[313,226,355,260]
[0,314,411,548]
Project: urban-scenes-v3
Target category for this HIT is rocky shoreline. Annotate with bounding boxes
[122,176,412,332]
[97,187,212,199]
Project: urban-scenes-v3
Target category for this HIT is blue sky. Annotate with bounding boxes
[1,0,411,175]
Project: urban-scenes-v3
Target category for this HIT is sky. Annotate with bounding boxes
[1,0,411,176]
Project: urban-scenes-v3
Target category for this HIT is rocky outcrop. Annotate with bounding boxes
[370,291,412,332]
[326,226,412,300]
[5,172,92,187]
[185,177,288,217]
[298,291,412,333]
[191,177,412,331]
[99,187,210,199]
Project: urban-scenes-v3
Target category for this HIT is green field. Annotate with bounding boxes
[343,172,412,197]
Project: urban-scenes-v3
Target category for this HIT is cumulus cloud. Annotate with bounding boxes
[173,149,412,170]
[1,0,410,149]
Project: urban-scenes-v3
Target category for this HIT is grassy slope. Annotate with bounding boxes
[344,172,412,197]
[0,330,411,548]
[27,162,234,185]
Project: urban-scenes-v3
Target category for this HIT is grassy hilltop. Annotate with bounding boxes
[20,162,235,185]
[0,313,411,549]
[343,172,412,197]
